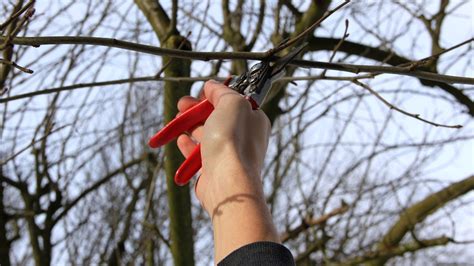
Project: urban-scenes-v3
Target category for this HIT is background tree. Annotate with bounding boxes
[1,0,473,265]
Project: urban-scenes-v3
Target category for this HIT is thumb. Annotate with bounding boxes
[204,80,240,107]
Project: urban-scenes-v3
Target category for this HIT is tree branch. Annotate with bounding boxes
[269,0,350,55]
[53,156,145,224]
[281,202,349,243]
[2,36,473,86]
[0,58,33,74]
[346,236,453,265]
[308,36,474,116]
[0,74,377,104]
[370,175,474,265]
[352,80,462,128]
[0,0,35,32]
[133,0,170,40]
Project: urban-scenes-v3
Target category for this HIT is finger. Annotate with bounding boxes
[197,87,205,100]
[177,134,197,158]
[177,96,200,112]
[198,77,230,100]
[203,80,241,107]
[188,125,203,142]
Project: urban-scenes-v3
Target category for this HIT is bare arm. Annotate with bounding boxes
[176,80,280,262]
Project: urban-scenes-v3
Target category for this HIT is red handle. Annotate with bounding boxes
[173,96,260,186]
[148,99,214,148]
[175,144,202,186]
[149,76,260,186]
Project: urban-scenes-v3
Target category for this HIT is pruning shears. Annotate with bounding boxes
[148,43,306,186]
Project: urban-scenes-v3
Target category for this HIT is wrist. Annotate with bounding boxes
[199,160,265,216]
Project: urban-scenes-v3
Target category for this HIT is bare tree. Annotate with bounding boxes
[1,0,473,265]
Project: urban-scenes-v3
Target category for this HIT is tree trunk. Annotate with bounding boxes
[0,179,11,266]
[163,35,195,266]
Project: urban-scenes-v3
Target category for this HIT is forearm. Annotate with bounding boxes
[208,164,280,262]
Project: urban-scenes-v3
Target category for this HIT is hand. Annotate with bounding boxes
[176,80,279,262]
[176,80,271,214]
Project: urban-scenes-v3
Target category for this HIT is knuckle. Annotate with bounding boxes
[204,130,236,150]
[219,93,249,108]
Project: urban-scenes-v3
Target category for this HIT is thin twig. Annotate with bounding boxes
[267,0,351,56]
[343,38,474,83]
[0,58,33,73]
[292,58,474,85]
[0,124,70,164]
[346,38,473,128]
[0,87,8,96]
[142,222,171,249]
[401,37,474,70]
[154,31,191,78]
[352,79,462,128]
[321,19,350,78]
[451,239,474,244]
[0,74,374,104]
[280,203,350,243]
[0,6,35,50]
[0,0,35,32]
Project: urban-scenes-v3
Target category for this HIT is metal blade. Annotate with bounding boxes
[270,42,307,78]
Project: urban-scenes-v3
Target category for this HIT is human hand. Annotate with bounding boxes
[176,80,271,215]
[177,80,280,261]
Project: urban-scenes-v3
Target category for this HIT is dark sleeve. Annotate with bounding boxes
[218,241,295,266]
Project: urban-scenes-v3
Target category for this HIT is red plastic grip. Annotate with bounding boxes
[175,144,202,186]
[149,78,261,186]
[148,99,214,148]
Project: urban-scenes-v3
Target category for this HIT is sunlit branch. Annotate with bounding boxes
[352,80,462,128]
[0,75,375,104]
[2,36,473,85]
[0,58,33,74]
[0,0,35,32]
[280,203,350,243]
[268,0,351,55]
